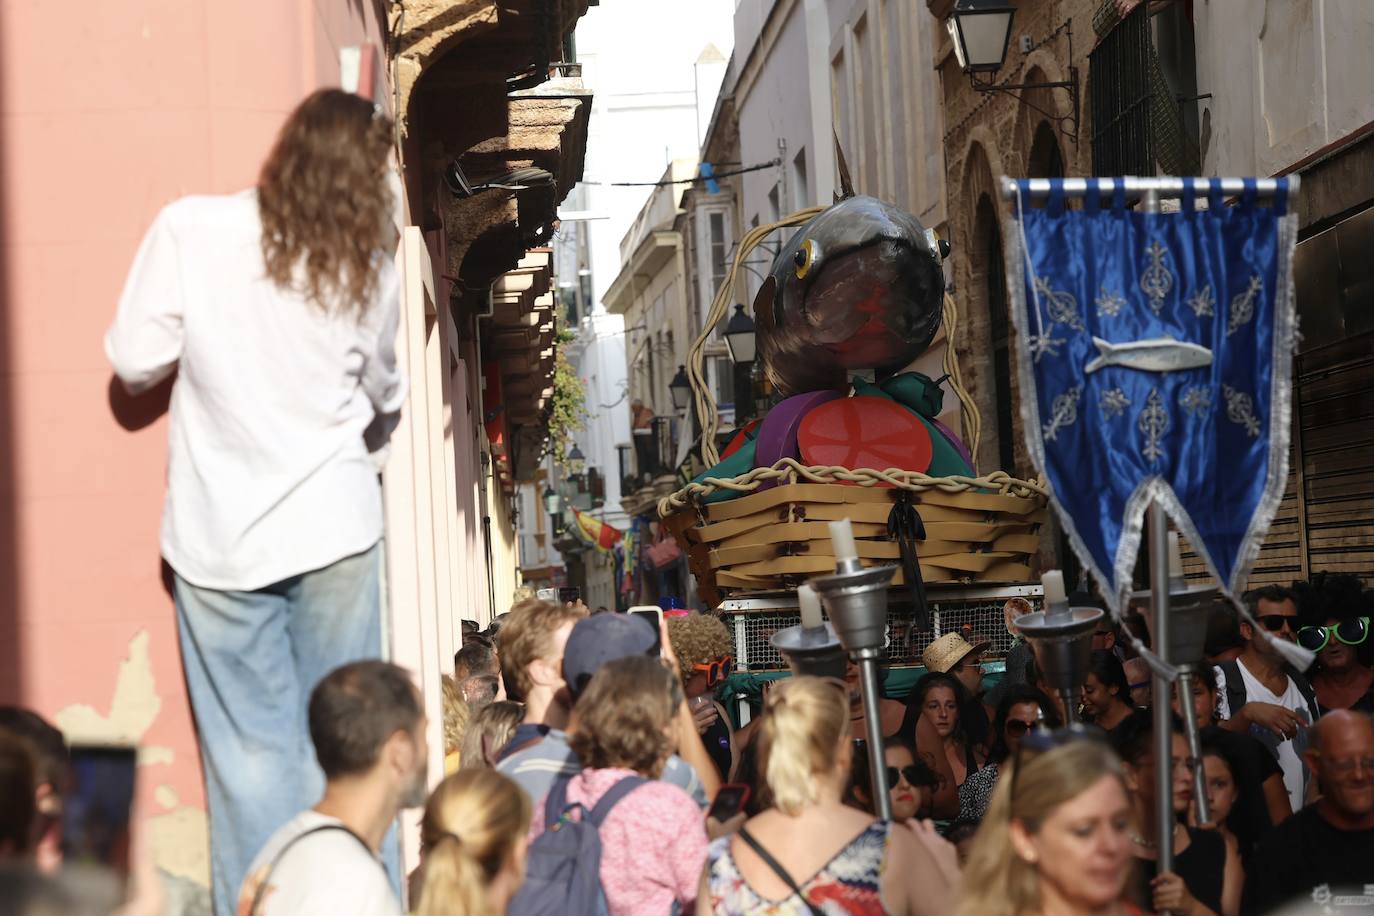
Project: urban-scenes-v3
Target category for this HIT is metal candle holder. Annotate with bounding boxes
[770,621,847,680]
[1013,604,1103,726]
[810,560,897,820]
[1131,566,1219,829]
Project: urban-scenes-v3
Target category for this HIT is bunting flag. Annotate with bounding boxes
[571,507,624,554]
[1004,177,1298,614]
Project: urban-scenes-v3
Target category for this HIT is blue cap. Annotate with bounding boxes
[562,613,660,699]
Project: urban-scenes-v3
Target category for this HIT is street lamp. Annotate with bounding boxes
[567,443,585,464]
[669,365,692,412]
[542,486,562,516]
[945,0,1079,143]
[723,304,757,365]
[946,0,1015,74]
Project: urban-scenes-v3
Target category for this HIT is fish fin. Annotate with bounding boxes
[833,128,856,201]
[1084,337,1112,374]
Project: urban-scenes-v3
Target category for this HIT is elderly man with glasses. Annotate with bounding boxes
[1214,585,1321,813]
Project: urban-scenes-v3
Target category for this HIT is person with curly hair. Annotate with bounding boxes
[105,88,404,916]
[1294,573,1374,714]
[533,655,707,916]
[668,613,738,781]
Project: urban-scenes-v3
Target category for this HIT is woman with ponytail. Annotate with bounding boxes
[415,770,531,916]
[957,734,1136,916]
[702,676,958,915]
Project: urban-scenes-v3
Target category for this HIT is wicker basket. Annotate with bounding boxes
[660,468,1048,607]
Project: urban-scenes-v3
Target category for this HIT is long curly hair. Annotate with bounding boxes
[257,89,394,315]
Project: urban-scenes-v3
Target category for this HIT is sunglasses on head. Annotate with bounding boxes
[1297,616,1370,653]
[1010,725,1109,802]
[1256,614,1296,632]
[691,655,733,686]
[1004,718,1043,738]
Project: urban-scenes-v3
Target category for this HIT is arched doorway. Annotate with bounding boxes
[1027,120,1065,179]
[973,193,1015,475]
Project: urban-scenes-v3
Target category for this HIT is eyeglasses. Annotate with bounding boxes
[691,655,733,686]
[1004,718,1043,738]
[887,764,938,788]
[1308,751,1374,775]
[1297,617,1370,653]
[1256,614,1297,632]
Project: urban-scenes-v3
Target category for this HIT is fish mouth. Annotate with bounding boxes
[799,238,942,366]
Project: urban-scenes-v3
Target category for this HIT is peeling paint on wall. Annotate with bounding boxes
[54,629,211,888]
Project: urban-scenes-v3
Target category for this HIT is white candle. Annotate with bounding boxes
[829,518,858,564]
[1168,531,1184,579]
[1041,569,1066,607]
[798,584,823,630]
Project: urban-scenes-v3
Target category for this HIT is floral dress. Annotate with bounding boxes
[706,821,891,915]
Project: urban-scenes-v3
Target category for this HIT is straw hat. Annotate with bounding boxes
[922,631,991,673]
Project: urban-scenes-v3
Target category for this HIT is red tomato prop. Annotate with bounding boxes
[798,396,933,482]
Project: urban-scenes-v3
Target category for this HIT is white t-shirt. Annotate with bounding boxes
[1214,660,1314,812]
[238,811,399,916]
[105,191,405,590]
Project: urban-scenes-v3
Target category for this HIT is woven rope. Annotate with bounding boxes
[941,291,982,467]
[657,457,1048,517]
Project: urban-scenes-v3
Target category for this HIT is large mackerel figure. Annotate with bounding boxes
[752,194,950,396]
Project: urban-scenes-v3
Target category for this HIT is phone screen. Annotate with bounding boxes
[62,744,138,879]
[536,588,558,602]
[558,587,581,604]
[707,783,751,822]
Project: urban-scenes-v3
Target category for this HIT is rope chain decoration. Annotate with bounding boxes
[668,203,1028,519]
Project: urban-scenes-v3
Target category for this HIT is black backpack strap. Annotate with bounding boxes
[1219,660,1247,721]
[588,775,648,826]
[247,822,373,916]
[1287,667,1321,721]
[736,827,824,916]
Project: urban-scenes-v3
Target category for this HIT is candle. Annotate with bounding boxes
[1168,531,1184,579]
[829,518,858,564]
[1041,569,1066,607]
[798,584,823,630]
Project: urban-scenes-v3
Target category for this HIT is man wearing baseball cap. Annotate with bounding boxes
[497,612,719,816]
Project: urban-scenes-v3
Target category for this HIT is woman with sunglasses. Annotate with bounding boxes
[1110,711,1242,916]
[1300,613,1374,714]
[849,736,940,821]
[669,613,739,781]
[958,685,1060,822]
[957,731,1137,916]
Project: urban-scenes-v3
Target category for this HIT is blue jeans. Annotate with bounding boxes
[173,543,389,916]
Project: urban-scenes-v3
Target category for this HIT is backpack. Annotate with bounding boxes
[1218,659,1320,722]
[507,774,647,916]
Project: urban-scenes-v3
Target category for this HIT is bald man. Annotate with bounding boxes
[1240,710,1374,914]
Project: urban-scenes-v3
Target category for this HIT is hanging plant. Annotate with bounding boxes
[544,321,586,469]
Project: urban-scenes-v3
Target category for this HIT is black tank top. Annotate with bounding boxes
[1134,827,1225,914]
[704,708,732,780]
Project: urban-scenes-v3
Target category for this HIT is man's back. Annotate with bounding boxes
[238,811,398,916]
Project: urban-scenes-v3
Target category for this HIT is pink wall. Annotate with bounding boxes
[0,0,389,873]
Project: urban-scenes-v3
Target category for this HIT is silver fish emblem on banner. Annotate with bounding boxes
[1083,336,1213,375]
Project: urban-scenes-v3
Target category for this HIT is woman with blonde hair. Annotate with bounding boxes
[703,676,958,915]
[415,769,531,916]
[460,701,524,771]
[957,733,1137,916]
[106,88,404,914]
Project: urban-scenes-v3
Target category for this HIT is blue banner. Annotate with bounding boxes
[1004,178,1297,613]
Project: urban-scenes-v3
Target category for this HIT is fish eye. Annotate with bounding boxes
[794,238,820,279]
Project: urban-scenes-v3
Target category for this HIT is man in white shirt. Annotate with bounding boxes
[238,661,427,916]
[1214,585,1321,813]
[105,91,405,916]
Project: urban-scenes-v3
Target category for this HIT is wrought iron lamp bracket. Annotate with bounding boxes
[968,67,1080,145]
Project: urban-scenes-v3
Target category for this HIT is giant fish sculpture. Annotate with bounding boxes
[753,195,950,395]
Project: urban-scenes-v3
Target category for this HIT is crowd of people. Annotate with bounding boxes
[2,91,1371,915]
